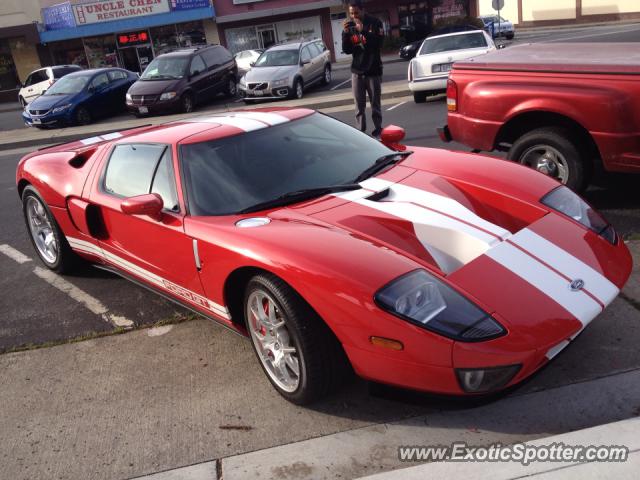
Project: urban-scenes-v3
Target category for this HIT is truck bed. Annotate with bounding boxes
[453,43,640,75]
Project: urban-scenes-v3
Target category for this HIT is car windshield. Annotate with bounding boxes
[180,113,394,216]
[419,32,487,55]
[254,50,299,67]
[44,75,90,95]
[141,57,189,80]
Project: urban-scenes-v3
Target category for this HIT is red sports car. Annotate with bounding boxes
[16,109,632,404]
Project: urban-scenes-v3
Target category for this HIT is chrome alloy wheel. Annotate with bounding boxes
[247,290,300,392]
[520,144,570,184]
[26,196,58,264]
[295,81,303,99]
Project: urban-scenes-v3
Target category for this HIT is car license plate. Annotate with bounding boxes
[32,118,41,124]
[252,90,264,96]
[138,106,148,114]
[441,63,453,72]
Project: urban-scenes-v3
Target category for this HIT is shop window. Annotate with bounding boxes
[226,26,260,54]
[84,35,119,69]
[50,39,88,68]
[176,21,206,48]
[150,24,179,55]
[0,40,20,91]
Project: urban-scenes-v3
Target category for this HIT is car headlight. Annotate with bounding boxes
[375,270,505,342]
[52,104,72,113]
[125,93,132,102]
[159,92,177,101]
[541,186,616,244]
[271,78,289,87]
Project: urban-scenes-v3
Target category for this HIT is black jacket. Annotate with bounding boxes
[341,14,384,76]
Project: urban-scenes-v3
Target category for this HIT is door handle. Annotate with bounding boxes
[192,238,202,271]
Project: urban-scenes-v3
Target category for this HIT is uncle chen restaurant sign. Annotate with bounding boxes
[73,0,170,25]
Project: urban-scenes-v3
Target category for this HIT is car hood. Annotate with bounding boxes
[128,79,179,95]
[243,65,298,82]
[27,93,78,111]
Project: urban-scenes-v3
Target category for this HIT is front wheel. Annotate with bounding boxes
[507,127,589,192]
[289,79,303,100]
[75,106,91,125]
[181,93,194,113]
[244,273,343,404]
[22,186,79,273]
[225,77,237,98]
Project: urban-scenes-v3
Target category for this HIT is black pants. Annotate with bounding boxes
[352,74,382,133]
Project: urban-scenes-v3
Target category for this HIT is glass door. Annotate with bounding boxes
[257,25,277,49]
[136,46,153,73]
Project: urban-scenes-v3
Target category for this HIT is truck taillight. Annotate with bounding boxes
[446,79,457,112]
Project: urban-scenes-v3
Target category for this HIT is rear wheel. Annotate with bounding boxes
[75,107,91,125]
[321,65,332,85]
[507,127,589,192]
[22,186,79,273]
[244,273,345,404]
[413,91,427,103]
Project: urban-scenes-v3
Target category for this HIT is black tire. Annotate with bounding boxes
[507,127,589,192]
[244,273,347,404]
[181,93,194,113]
[506,32,514,40]
[321,65,332,86]
[413,91,427,103]
[22,186,80,273]
[75,106,91,125]
[243,99,255,104]
[225,77,237,98]
[289,78,303,100]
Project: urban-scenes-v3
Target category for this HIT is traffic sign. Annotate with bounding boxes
[492,0,504,10]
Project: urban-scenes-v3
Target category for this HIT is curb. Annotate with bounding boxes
[0,86,411,151]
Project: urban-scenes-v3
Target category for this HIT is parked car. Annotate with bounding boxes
[438,42,640,191]
[126,44,237,116]
[18,65,82,107]
[408,30,496,103]
[480,15,515,39]
[16,108,631,404]
[22,68,137,128]
[238,40,331,102]
[400,25,483,60]
[235,49,264,74]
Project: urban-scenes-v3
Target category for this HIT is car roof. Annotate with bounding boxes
[268,40,319,51]
[64,68,122,78]
[426,29,487,40]
[118,108,316,145]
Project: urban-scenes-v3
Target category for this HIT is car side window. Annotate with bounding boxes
[202,47,224,68]
[308,43,322,58]
[300,47,312,63]
[108,70,127,81]
[91,73,109,90]
[104,144,179,211]
[190,55,206,75]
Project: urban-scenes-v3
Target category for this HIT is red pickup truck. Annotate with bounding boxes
[439,43,640,191]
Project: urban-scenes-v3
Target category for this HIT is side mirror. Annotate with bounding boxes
[380,125,407,151]
[88,85,95,93]
[249,62,255,67]
[121,193,163,221]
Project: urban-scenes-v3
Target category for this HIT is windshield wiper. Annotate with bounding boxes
[239,184,361,214]
[353,151,413,183]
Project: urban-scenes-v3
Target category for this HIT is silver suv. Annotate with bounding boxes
[238,39,331,102]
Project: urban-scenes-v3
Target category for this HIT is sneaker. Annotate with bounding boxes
[371,129,382,139]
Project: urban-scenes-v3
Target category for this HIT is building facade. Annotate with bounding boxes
[477,0,640,26]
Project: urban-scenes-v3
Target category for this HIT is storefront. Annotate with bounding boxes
[0,24,42,102]
[39,0,217,74]
[214,0,339,59]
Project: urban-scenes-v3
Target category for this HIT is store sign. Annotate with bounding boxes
[232,0,264,4]
[170,0,210,10]
[117,30,150,47]
[73,0,170,26]
[433,0,466,21]
[42,2,77,31]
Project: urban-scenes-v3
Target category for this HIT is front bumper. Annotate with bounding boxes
[238,83,291,100]
[22,110,72,128]
[126,96,182,115]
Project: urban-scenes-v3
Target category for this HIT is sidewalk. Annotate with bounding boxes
[0,241,638,480]
[0,79,411,151]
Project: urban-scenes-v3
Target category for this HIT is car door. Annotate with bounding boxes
[107,70,131,111]
[86,72,111,118]
[188,54,209,103]
[307,43,324,82]
[299,46,314,86]
[88,142,207,302]
[201,47,224,98]
[23,70,49,103]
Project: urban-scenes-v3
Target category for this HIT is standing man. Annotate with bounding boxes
[342,0,385,138]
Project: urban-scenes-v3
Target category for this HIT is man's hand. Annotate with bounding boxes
[355,19,363,32]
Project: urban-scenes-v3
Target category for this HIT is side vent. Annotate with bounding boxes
[68,147,98,168]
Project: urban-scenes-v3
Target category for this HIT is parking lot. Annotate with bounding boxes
[1,21,640,480]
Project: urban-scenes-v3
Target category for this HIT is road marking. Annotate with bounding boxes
[386,101,408,111]
[0,244,32,264]
[33,267,134,328]
[0,243,134,329]
[330,78,352,91]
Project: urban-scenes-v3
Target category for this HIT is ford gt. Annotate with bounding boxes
[16,109,632,404]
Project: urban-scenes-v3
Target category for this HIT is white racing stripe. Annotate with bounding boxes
[67,237,230,319]
[545,340,571,360]
[79,132,122,145]
[509,229,619,307]
[486,241,602,326]
[231,111,289,126]
[188,116,267,132]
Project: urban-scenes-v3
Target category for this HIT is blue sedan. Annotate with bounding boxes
[22,68,138,128]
